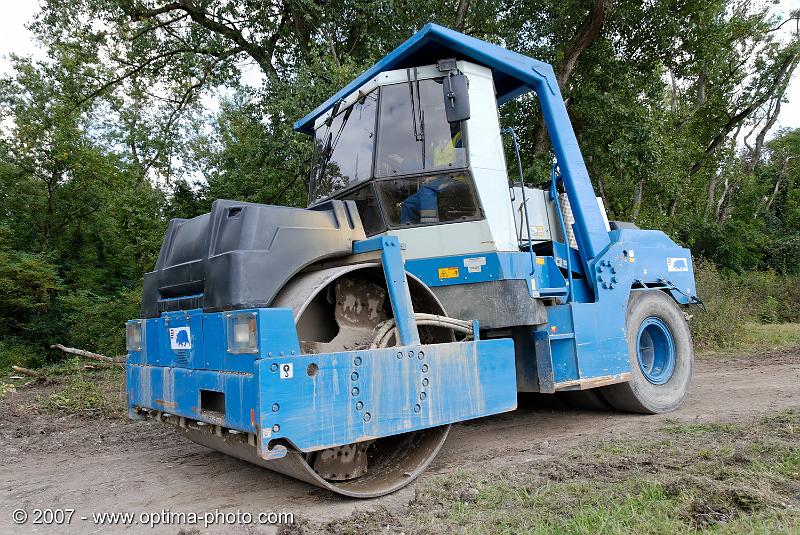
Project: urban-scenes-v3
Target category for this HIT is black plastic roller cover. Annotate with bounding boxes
[140,199,365,318]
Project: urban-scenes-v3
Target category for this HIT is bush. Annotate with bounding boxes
[57,288,141,356]
[733,269,800,323]
[691,260,800,349]
[43,374,123,417]
[690,260,749,349]
[0,338,46,372]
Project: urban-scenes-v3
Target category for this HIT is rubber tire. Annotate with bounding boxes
[601,290,693,414]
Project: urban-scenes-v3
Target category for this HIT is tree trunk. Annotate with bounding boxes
[716,176,732,221]
[667,198,678,217]
[533,0,613,155]
[695,66,708,110]
[669,69,679,111]
[454,0,470,31]
[704,171,718,221]
[744,98,781,174]
[630,179,643,220]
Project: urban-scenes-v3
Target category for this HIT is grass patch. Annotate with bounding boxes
[699,322,800,358]
[322,410,800,534]
[736,323,800,351]
[35,369,125,418]
[663,420,739,435]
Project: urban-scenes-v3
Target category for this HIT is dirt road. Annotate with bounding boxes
[1,349,798,534]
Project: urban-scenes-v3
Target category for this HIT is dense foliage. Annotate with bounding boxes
[0,0,798,366]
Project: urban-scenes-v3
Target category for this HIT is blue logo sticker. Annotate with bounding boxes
[169,327,192,350]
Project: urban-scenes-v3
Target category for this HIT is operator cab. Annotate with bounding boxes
[307,59,521,260]
[306,58,610,264]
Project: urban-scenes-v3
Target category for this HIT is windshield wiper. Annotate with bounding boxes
[406,67,426,165]
[318,105,353,176]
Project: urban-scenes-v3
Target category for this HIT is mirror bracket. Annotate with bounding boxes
[443,71,470,123]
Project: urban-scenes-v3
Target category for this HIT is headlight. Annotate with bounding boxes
[227,312,258,354]
[126,320,144,351]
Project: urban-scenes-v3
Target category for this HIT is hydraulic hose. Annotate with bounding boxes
[370,313,474,349]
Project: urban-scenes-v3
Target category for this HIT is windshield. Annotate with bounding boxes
[309,77,468,204]
[309,90,378,203]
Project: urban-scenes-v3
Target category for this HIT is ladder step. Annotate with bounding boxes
[549,333,575,340]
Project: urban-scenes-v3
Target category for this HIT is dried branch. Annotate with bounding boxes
[50,344,124,367]
[11,366,45,379]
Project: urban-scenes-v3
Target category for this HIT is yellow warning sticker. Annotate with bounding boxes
[438,267,459,279]
[535,257,546,265]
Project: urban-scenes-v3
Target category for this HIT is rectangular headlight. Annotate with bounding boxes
[126,320,144,352]
[227,312,258,354]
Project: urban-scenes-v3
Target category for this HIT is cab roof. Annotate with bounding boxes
[293,23,555,135]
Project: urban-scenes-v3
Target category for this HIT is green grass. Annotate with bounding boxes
[737,323,800,350]
[39,374,120,416]
[7,360,128,418]
[699,322,800,357]
[0,381,16,399]
[323,410,800,534]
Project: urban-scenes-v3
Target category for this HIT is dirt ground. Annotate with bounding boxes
[0,348,797,534]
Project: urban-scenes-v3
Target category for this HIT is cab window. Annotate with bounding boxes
[310,90,378,203]
[340,184,386,236]
[374,174,481,227]
[375,79,466,177]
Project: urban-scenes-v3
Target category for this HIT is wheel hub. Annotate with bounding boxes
[636,316,676,385]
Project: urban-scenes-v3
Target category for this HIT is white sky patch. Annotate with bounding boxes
[0,2,44,74]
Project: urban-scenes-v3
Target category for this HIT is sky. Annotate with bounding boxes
[0,1,798,132]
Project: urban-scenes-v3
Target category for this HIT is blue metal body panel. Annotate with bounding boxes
[127,308,301,374]
[405,252,568,298]
[127,364,259,431]
[127,313,517,458]
[255,339,515,457]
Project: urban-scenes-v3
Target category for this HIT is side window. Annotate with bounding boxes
[310,91,377,203]
[340,184,386,236]
[374,174,481,227]
[375,79,466,178]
